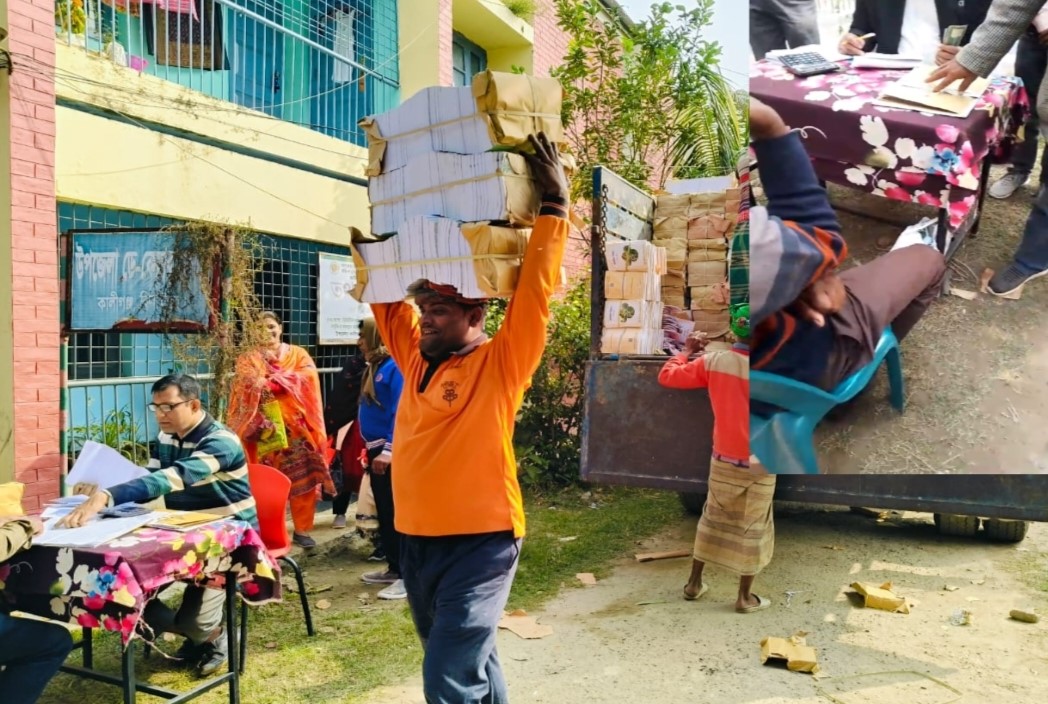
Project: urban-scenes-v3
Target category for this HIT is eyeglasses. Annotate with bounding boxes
[148,401,190,414]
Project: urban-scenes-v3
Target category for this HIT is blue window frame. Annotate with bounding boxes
[452,31,487,87]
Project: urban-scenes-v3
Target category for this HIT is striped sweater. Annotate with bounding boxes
[751,131,848,389]
[107,414,258,528]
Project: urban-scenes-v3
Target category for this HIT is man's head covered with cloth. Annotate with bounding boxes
[406,280,490,360]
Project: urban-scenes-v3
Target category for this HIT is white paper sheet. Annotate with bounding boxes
[35,512,161,548]
[66,441,149,491]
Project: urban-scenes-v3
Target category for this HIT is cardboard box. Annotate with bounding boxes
[760,633,819,674]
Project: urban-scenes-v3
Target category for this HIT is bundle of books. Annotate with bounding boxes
[601,240,667,355]
[351,217,531,303]
[352,71,566,303]
[651,187,742,338]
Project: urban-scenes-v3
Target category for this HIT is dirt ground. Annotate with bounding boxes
[356,504,1048,704]
[756,167,1048,474]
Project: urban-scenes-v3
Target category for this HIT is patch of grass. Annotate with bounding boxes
[510,487,683,610]
[503,0,537,22]
[38,487,682,703]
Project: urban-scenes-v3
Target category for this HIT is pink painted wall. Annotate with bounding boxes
[4,0,61,510]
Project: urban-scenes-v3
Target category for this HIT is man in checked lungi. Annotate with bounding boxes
[658,306,777,613]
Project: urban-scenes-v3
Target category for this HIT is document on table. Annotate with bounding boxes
[875,64,990,118]
[851,53,922,70]
[66,441,149,491]
[35,513,161,547]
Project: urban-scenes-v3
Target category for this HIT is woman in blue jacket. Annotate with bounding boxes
[357,318,406,600]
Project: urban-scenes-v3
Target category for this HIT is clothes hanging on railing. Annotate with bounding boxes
[142,0,228,71]
[332,9,356,85]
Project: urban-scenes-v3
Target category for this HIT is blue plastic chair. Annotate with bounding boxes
[750,328,905,474]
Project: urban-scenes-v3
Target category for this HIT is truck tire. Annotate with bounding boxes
[982,519,1029,543]
[934,513,981,537]
[678,492,705,516]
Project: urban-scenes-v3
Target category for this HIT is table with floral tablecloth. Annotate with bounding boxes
[0,519,282,645]
[750,60,1029,252]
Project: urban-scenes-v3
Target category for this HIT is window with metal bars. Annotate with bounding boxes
[60,203,358,396]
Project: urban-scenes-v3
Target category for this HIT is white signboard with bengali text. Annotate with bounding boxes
[317,252,370,345]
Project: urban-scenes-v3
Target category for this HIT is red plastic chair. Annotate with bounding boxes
[240,463,315,670]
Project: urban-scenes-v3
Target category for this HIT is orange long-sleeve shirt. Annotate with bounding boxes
[658,347,749,462]
[373,211,568,538]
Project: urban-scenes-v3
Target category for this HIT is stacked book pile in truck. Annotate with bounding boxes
[351,71,567,302]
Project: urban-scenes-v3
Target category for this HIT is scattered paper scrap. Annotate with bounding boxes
[950,609,973,626]
[316,599,332,610]
[576,572,597,586]
[1010,609,1040,624]
[635,549,691,563]
[760,632,820,674]
[948,287,978,301]
[498,610,553,640]
[822,545,844,551]
[264,642,278,649]
[559,536,578,543]
[943,585,960,592]
[850,507,889,520]
[850,581,910,614]
[980,267,1023,299]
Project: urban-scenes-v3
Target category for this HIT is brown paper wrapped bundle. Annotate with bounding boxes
[688,214,734,240]
[687,240,729,261]
[600,328,663,356]
[687,260,728,287]
[691,309,731,337]
[662,293,686,309]
[690,284,730,311]
[472,70,565,147]
[652,237,687,264]
[653,216,689,240]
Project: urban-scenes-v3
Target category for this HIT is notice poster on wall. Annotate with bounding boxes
[317,252,370,345]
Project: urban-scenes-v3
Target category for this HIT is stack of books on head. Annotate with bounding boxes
[649,187,741,338]
[600,240,667,355]
[352,71,567,304]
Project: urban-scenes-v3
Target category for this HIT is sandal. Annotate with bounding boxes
[736,594,771,613]
[683,582,709,601]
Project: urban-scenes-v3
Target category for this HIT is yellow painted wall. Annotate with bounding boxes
[0,0,15,481]
[57,108,371,245]
[398,0,443,100]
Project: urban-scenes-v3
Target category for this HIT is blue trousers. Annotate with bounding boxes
[401,531,521,704]
[0,613,74,704]
[1014,184,1048,275]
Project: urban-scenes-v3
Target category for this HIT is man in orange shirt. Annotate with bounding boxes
[658,305,777,613]
[371,132,569,702]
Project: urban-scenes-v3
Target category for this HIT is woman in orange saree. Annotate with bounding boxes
[228,312,333,548]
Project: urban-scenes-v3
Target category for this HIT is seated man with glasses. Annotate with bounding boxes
[59,374,256,678]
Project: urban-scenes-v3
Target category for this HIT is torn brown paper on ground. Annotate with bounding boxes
[576,573,597,586]
[498,609,554,639]
[850,581,911,614]
[760,632,820,674]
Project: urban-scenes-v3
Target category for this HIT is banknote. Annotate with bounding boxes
[943,24,968,46]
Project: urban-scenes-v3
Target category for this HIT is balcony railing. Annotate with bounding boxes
[54,0,400,146]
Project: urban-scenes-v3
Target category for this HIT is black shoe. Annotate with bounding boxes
[367,548,386,562]
[173,638,203,665]
[988,263,1048,297]
[196,630,229,678]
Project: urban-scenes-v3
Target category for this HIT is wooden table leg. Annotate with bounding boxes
[82,627,93,669]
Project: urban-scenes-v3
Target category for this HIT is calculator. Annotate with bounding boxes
[779,52,843,77]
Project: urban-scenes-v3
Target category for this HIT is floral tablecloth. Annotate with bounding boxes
[751,60,1030,230]
[0,519,281,645]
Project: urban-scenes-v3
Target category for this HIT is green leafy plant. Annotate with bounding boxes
[503,0,537,22]
[69,408,151,466]
[552,0,741,199]
[485,278,591,488]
